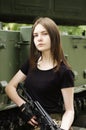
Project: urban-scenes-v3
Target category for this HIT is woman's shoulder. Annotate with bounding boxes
[59,61,75,88]
[20,59,29,75]
[59,61,74,77]
[59,61,68,71]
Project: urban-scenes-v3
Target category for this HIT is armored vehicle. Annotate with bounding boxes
[0,0,86,129]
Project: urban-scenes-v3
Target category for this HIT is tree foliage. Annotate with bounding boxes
[59,25,86,36]
[2,22,86,36]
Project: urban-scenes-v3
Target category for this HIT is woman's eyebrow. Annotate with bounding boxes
[33,30,48,34]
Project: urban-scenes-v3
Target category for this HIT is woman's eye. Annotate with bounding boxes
[33,34,38,37]
[33,32,48,37]
[42,32,48,35]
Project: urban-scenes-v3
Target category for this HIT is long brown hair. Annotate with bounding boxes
[29,17,70,71]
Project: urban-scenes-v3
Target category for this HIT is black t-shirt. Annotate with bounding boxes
[20,60,74,114]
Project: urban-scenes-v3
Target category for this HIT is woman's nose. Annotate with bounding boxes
[37,34,42,41]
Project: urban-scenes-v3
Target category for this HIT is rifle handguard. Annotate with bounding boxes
[19,102,34,122]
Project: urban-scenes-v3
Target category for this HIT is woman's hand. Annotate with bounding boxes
[28,116,38,127]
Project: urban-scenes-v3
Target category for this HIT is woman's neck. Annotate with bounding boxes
[37,55,57,70]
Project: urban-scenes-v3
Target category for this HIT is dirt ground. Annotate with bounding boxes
[73,126,86,130]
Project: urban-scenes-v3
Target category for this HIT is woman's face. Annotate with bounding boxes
[33,24,51,52]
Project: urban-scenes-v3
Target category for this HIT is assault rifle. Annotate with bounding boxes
[18,83,63,130]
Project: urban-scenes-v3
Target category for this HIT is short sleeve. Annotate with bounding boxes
[20,60,29,75]
[60,69,74,89]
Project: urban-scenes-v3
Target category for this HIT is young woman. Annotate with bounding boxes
[5,17,74,130]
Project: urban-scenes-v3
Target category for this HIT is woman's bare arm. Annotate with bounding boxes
[5,70,26,106]
[61,87,74,130]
